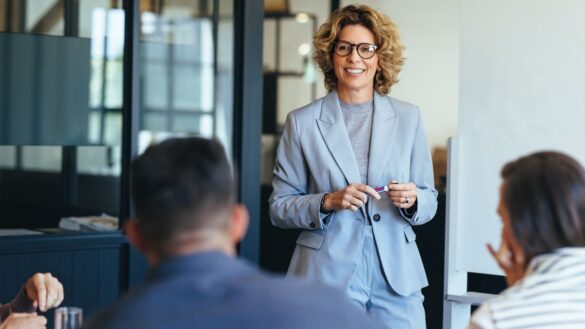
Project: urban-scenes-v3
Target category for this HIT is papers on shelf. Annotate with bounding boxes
[0,229,44,236]
[59,214,118,232]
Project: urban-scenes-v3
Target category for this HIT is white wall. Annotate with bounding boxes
[457,0,585,275]
[342,0,460,149]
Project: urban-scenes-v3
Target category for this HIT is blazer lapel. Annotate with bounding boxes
[367,92,397,187]
[316,91,362,186]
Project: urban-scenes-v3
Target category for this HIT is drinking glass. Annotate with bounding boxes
[54,307,83,329]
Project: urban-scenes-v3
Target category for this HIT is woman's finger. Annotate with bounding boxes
[353,184,381,200]
[388,190,413,198]
[346,187,368,203]
[393,202,408,209]
[344,194,366,209]
[487,243,498,259]
[391,201,408,208]
[388,183,411,191]
[340,199,359,211]
[390,195,413,203]
[488,244,508,272]
[333,183,387,211]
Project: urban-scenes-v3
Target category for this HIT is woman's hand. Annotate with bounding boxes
[387,181,417,209]
[0,313,47,329]
[487,227,526,286]
[24,273,64,312]
[322,184,381,212]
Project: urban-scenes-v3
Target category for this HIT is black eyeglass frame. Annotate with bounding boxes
[332,41,379,59]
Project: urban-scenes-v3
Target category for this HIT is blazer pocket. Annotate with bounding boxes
[403,226,417,243]
[296,230,325,250]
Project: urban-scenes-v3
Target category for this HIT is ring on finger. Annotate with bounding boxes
[404,197,409,204]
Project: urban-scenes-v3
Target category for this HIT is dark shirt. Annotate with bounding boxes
[85,251,385,329]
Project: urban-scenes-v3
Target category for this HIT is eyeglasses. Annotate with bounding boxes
[333,41,378,59]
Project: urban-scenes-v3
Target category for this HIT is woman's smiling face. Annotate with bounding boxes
[333,24,379,100]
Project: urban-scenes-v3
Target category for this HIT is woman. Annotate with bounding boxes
[470,151,585,329]
[269,4,437,328]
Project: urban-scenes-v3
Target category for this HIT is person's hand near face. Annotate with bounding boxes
[488,187,527,286]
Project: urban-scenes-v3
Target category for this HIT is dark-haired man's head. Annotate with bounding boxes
[498,151,585,265]
[126,137,248,265]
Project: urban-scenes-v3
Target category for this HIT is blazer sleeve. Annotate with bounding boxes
[269,113,333,230]
[399,107,438,225]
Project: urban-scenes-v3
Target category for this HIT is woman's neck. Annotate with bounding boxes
[337,87,374,104]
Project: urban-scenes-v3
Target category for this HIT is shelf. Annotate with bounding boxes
[0,231,127,254]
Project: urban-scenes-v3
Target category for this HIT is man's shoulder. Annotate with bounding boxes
[224,261,337,303]
[250,273,384,328]
[83,281,160,329]
[251,270,332,299]
[85,257,384,329]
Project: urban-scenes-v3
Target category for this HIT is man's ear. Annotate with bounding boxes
[125,219,146,253]
[230,204,249,245]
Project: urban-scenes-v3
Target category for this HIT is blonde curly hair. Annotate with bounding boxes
[313,4,405,95]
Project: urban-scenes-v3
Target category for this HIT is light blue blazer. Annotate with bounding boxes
[269,91,438,297]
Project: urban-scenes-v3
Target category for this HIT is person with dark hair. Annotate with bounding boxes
[0,273,64,329]
[270,4,437,328]
[470,151,585,329]
[85,137,385,329]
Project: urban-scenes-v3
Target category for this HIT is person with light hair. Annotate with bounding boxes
[270,4,437,328]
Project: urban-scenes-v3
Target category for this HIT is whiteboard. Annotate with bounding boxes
[456,0,585,275]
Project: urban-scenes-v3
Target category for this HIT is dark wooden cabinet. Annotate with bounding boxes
[0,233,149,327]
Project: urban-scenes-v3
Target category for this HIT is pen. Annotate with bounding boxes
[374,185,389,193]
[374,181,398,194]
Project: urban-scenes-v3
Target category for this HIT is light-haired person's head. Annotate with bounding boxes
[313,4,405,94]
[126,137,248,264]
[500,151,585,264]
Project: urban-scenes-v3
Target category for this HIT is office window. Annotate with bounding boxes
[0,1,123,234]
[138,0,233,154]
[0,0,235,235]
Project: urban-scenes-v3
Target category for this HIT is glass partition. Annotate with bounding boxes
[138,0,233,155]
[0,0,234,236]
